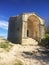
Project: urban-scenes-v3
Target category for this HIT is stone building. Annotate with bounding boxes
[8,13,45,45]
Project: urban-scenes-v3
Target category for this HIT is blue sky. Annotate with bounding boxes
[0,0,49,38]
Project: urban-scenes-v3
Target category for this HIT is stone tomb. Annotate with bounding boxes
[8,13,45,45]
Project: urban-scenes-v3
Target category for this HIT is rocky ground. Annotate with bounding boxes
[0,44,49,65]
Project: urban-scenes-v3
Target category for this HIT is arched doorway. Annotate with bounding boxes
[27,15,40,41]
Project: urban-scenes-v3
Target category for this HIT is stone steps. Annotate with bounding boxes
[22,38,38,45]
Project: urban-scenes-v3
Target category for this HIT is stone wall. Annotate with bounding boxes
[8,13,45,44]
[22,13,45,42]
[8,15,23,43]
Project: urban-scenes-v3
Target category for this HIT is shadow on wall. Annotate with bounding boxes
[7,16,23,44]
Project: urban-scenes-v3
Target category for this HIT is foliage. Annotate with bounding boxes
[0,39,13,51]
[41,34,49,48]
[44,34,49,38]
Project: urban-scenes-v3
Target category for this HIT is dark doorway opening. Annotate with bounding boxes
[27,30,29,37]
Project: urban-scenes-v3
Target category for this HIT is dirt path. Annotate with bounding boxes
[0,44,49,65]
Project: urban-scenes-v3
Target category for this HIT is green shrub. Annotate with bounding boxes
[41,34,49,48]
[0,41,13,51]
[0,42,8,48]
[44,34,49,39]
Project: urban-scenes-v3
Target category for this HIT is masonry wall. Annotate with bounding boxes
[22,14,27,38]
[22,13,45,42]
[39,24,45,39]
[8,15,23,43]
[8,13,45,44]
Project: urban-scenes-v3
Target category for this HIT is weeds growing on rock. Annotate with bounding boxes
[0,39,13,51]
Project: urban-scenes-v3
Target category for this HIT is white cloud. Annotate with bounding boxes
[0,20,8,30]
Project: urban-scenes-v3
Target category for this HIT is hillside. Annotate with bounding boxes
[0,37,49,65]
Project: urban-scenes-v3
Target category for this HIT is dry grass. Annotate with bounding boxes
[13,59,23,65]
[0,38,13,52]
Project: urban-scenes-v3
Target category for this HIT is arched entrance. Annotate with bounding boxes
[27,15,40,41]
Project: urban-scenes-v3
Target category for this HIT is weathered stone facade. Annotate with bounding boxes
[8,13,45,45]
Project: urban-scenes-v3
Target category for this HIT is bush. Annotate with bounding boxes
[0,41,13,51]
[41,34,49,48]
[44,34,49,38]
